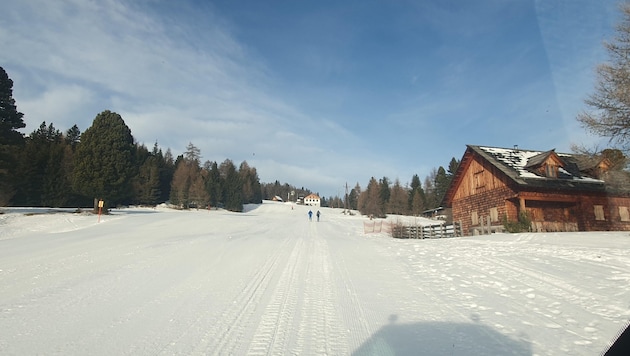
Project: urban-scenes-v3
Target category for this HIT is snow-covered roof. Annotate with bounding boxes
[474,145,604,183]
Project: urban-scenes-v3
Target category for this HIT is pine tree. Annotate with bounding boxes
[239,161,262,204]
[408,174,422,212]
[65,125,81,149]
[434,166,449,206]
[188,170,209,208]
[170,160,192,208]
[423,170,438,210]
[169,144,204,209]
[133,154,161,205]
[359,177,383,217]
[159,148,175,203]
[379,177,390,214]
[388,179,408,215]
[220,159,242,212]
[0,66,25,205]
[205,161,221,208]
[72,110,135,208]
[447,157,460,177]
[0,66,25,145]
[42,142,69,207]
[411,189,425,216]
[348,183,361,210]
[184,142,201,165]
[14,122,64,206]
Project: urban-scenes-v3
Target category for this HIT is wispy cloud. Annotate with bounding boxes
[0,0,621,196]
[0,0,376,195]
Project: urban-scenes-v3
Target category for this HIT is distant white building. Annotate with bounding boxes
[304,194,321,207]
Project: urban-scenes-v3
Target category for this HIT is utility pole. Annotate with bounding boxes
[343,182,349,215]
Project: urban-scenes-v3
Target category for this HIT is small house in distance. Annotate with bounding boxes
[304,194,321,207]
[442,145,630,235]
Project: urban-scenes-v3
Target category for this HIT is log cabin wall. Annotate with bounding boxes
[446,145,630,233]
[451,154,518,235]
[575,194,630,231]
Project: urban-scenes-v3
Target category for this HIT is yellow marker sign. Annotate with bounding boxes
[98,200,104,208]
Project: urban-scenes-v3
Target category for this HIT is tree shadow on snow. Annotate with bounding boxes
[352,315,531,356]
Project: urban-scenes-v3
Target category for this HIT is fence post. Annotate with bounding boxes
[488,215,492,235]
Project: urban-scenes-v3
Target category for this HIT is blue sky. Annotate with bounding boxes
[0,0,622,197]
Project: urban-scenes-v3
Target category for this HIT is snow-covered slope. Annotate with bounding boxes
[0,201,628,355]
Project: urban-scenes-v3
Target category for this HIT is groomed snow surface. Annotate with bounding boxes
[1,201,629,355]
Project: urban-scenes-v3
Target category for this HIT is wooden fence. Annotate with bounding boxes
[363,220,393,234]
[363,220,462,239]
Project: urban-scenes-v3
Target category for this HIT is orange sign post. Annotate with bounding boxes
[98,200,104,223]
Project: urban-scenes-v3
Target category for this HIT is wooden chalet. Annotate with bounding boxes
[442,145,630,235]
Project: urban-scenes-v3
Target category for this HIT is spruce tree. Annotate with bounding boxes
[0,66,25,145]
[408,174,422,212]
[14,122,63,206]
[65,125,81,149]
[0,66,25,205]
[42,142,69,207]
[159,148,175,203]
[220,159,242,212]
[434,166,449,206]
[205,161,221,208]
[72,110,135,208]
[379,177,390,214]
[348,183,360,210]
[447,157,460,177]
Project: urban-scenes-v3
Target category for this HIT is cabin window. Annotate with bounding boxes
[490,207,499,223]
[473,170,485,193]
[471,211,479,225]
[594,205,605,221]
[619,206,630,222]
[544,164,558,178]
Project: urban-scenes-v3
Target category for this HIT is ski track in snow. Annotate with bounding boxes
[0,203,629,355]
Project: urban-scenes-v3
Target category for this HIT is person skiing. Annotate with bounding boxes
[316,210,321,222]
[308,210,313,221]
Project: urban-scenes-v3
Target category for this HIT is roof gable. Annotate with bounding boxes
[523,149,562,169]
[442,145,609,207]
[472,145,603,183]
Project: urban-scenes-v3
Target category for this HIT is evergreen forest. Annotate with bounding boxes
[1,66,458,215]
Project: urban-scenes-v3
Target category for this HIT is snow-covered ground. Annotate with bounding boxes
[0,201,628,355]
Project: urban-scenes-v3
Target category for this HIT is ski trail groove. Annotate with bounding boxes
[294,223,347,355]
[194,237,292,355]
[246,236,304,355]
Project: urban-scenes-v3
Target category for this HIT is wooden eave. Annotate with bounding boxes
[441,147,474,207]
[510,192,579,203]
[442,145,518,207]
[524,149,559,170]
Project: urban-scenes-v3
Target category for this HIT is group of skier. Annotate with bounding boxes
[308,209,321,222]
